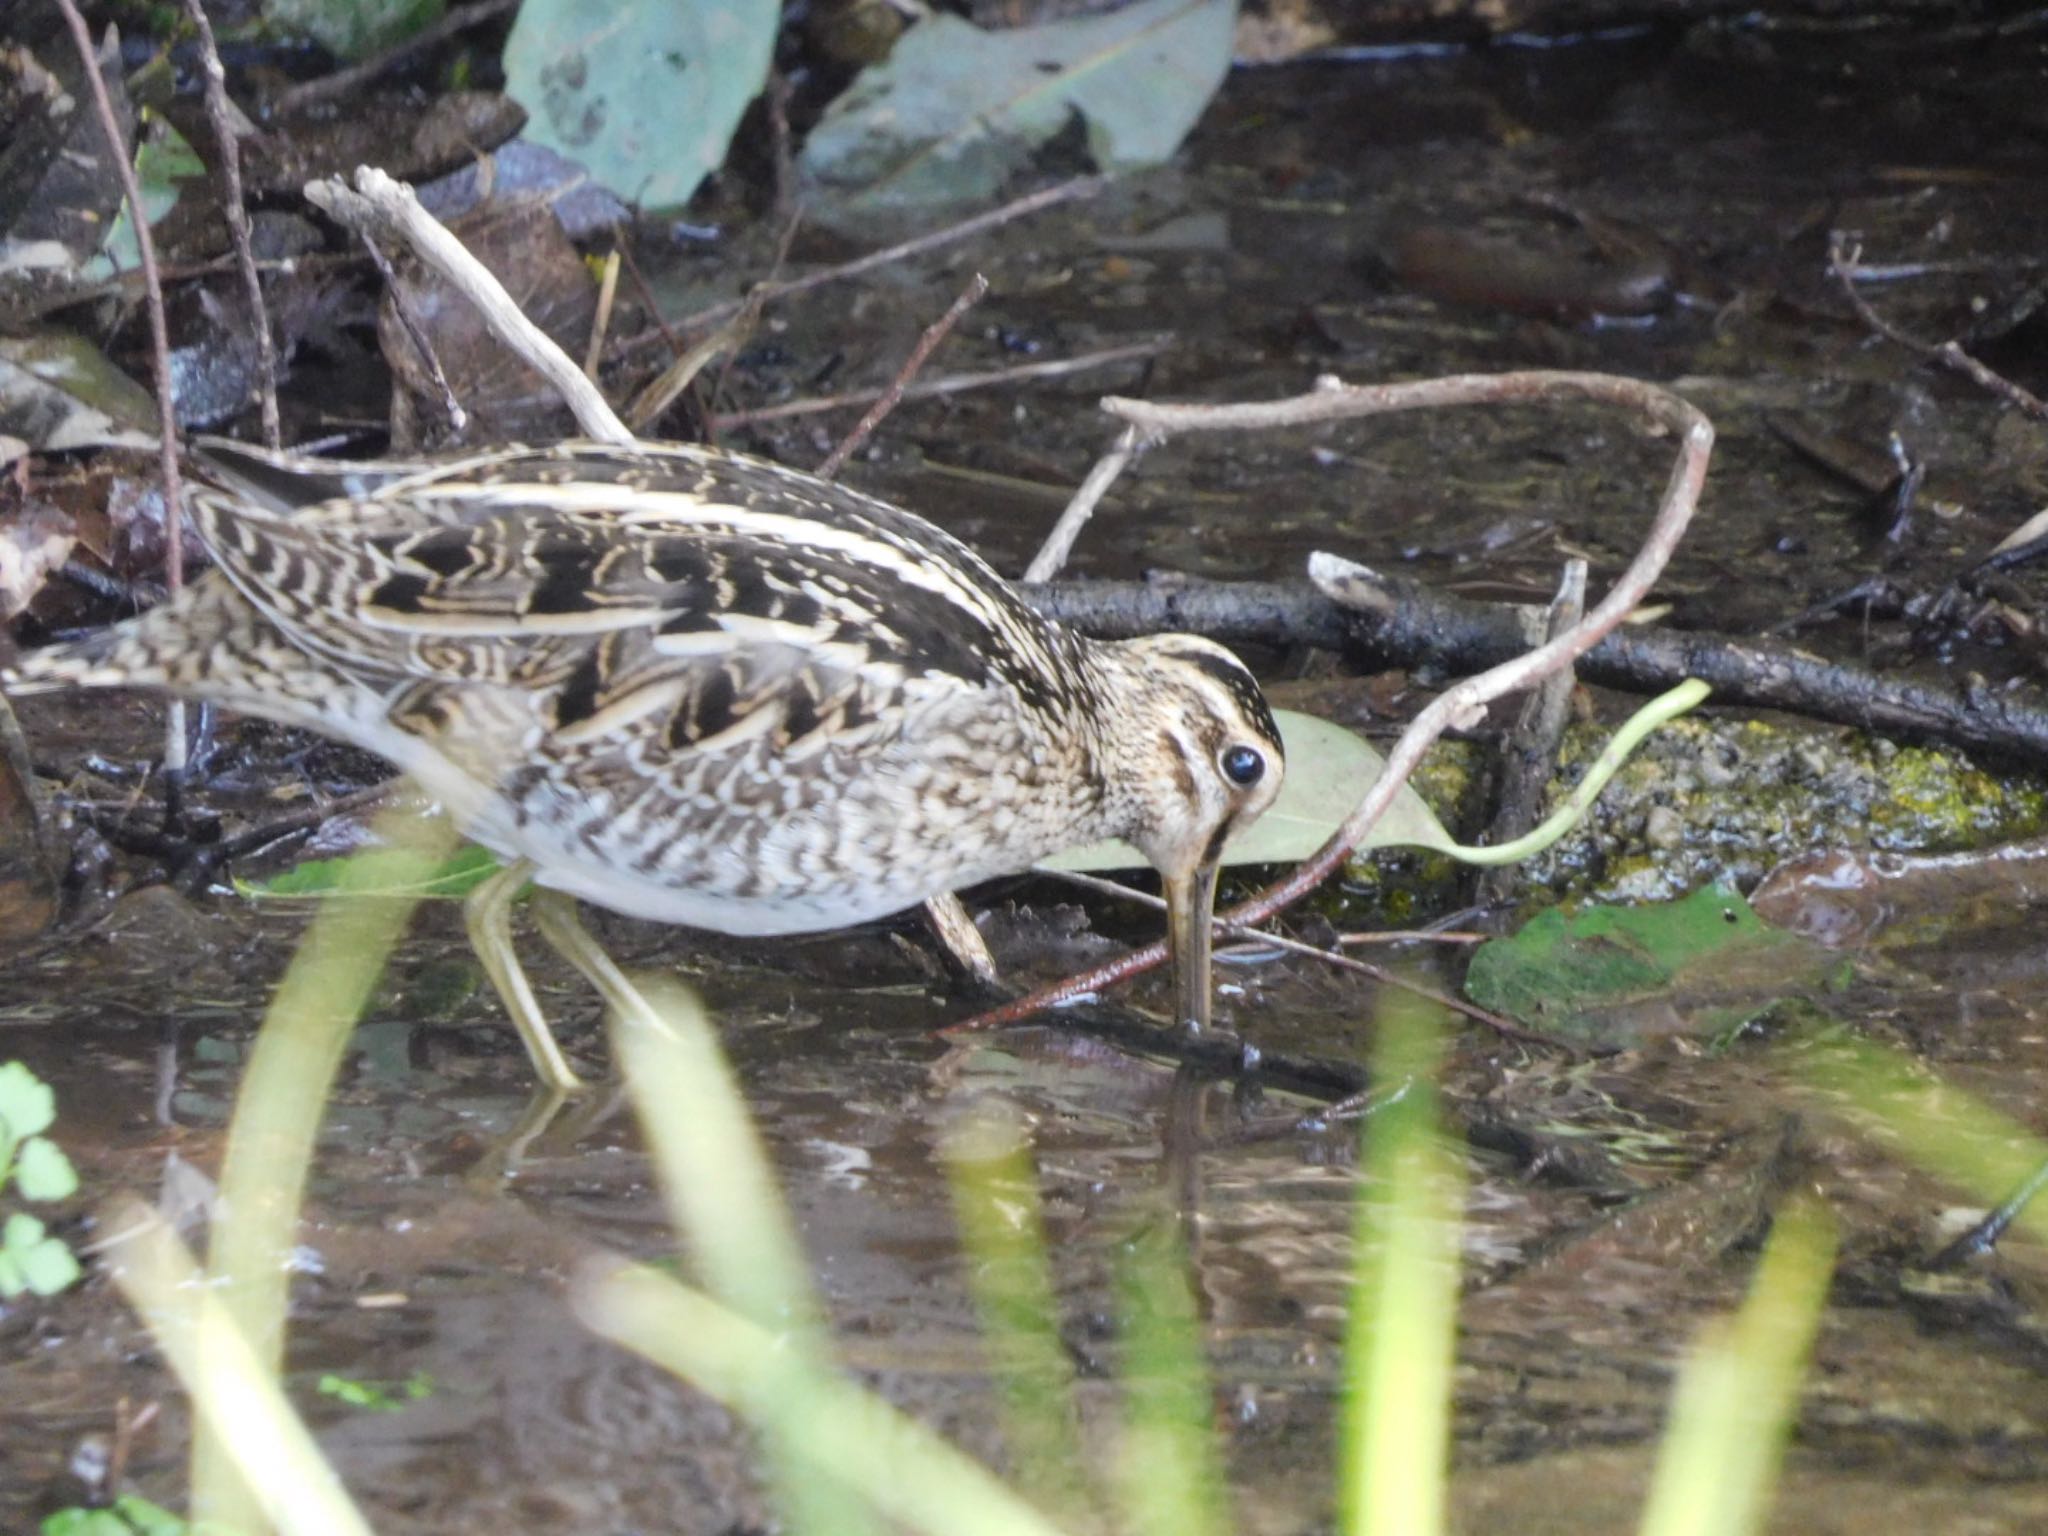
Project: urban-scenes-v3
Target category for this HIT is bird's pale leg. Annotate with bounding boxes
[529,889,657,1029]
[461,858,588,1093]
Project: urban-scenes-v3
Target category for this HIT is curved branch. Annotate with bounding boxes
[961,370,1714,1031]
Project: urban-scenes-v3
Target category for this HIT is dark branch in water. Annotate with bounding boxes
[1022,569,2048,764]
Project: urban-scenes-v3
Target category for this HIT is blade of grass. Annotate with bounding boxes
[940,1107,1089,1515]
[606,973,821,1330]
[575,1258,1078,1536]
[192,805,458,1533]
[100,1198,376,1536]
[1340,994,1462,1536]
[1111,1218,1227,1536]
[1790,1031,2048,1246]
[1637,1198,1837,1536]
[602,972,873,1536]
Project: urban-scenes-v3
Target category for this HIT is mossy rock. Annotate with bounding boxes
[1480,716,2047,904]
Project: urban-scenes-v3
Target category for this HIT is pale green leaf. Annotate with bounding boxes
[241,842,502,902]
[14,1136,77,1202]
[0,330,157,452]
[84,118,205,279]
[0,1060,57,1140]
[17,1230,81,1296]
[800,0,1236,220]
[504,0,780,211]
[42,1495,190,1536]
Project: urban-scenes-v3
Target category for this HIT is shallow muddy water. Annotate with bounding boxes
[10,19,2048,1535]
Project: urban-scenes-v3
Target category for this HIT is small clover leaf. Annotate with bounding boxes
[0,1060,57,1141]
[1,1210,80,1297]
[15,1136,78,1202]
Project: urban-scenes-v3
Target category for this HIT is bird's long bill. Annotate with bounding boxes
[1163,862,1222,1033]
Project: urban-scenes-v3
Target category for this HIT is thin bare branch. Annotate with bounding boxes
[1829,234,2048,421]
[360,232,468,433]
[710,341,1163,430]
[181,0,279,448]
[816,273,987,479]
[51,1,189,783]
[1024,423,1143,583]
[617,176,1106,358]
[628,217,801,434]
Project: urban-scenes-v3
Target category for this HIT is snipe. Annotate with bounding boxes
[4,440,1285,1090]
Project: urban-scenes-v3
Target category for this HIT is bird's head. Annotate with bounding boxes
[1088,633,1286,1032]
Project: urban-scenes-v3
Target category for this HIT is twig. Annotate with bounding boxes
[709,341,1163,430]
[51,1,190,790]
[1024,423,1142,583]
[360,234,468,434]
[1339,928,1485,946]
[704,209,804,439]
[584,249,621,381]
[181,0,279,448]
[1473,559,1584,907]
[616,176,1106,359]
[815,273,987,479]
[614,241,682,361]
[766,70,796,225]
[276,0,522,113]
[306,167,632,445]
[629,214,802,435]
[1828,234,2048,421]
[957,370,1713,1031]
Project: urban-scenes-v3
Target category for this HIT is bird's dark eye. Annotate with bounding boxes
[1220,745,1265,787]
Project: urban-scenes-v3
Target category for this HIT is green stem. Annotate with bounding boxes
[1445,678,1711,867]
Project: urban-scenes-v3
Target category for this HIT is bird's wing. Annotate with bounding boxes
[188,443,1076,769]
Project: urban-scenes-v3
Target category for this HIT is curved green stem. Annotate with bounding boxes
[1446,678,1711,867]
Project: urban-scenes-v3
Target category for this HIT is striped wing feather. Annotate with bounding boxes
[190,442,1060,770]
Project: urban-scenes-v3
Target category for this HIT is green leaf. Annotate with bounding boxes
[316,1370,437,1412]
[242,843,504,901]
[504,0,780,211]
[1463,883,1851,1049]
[4,1208,47,1249]
[17,1229,81,1295]
[2,1210,77,1297]
[263,0,445,61]
[41,1494,188,1536]
[0,330,159,451]
[0,1060,57,1140]
[1040,708,1453,873]
[83,116,205,279]
[799,0,1236,220]
[14,1136,76,1201]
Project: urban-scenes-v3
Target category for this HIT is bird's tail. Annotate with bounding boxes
[0,581,324,725]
